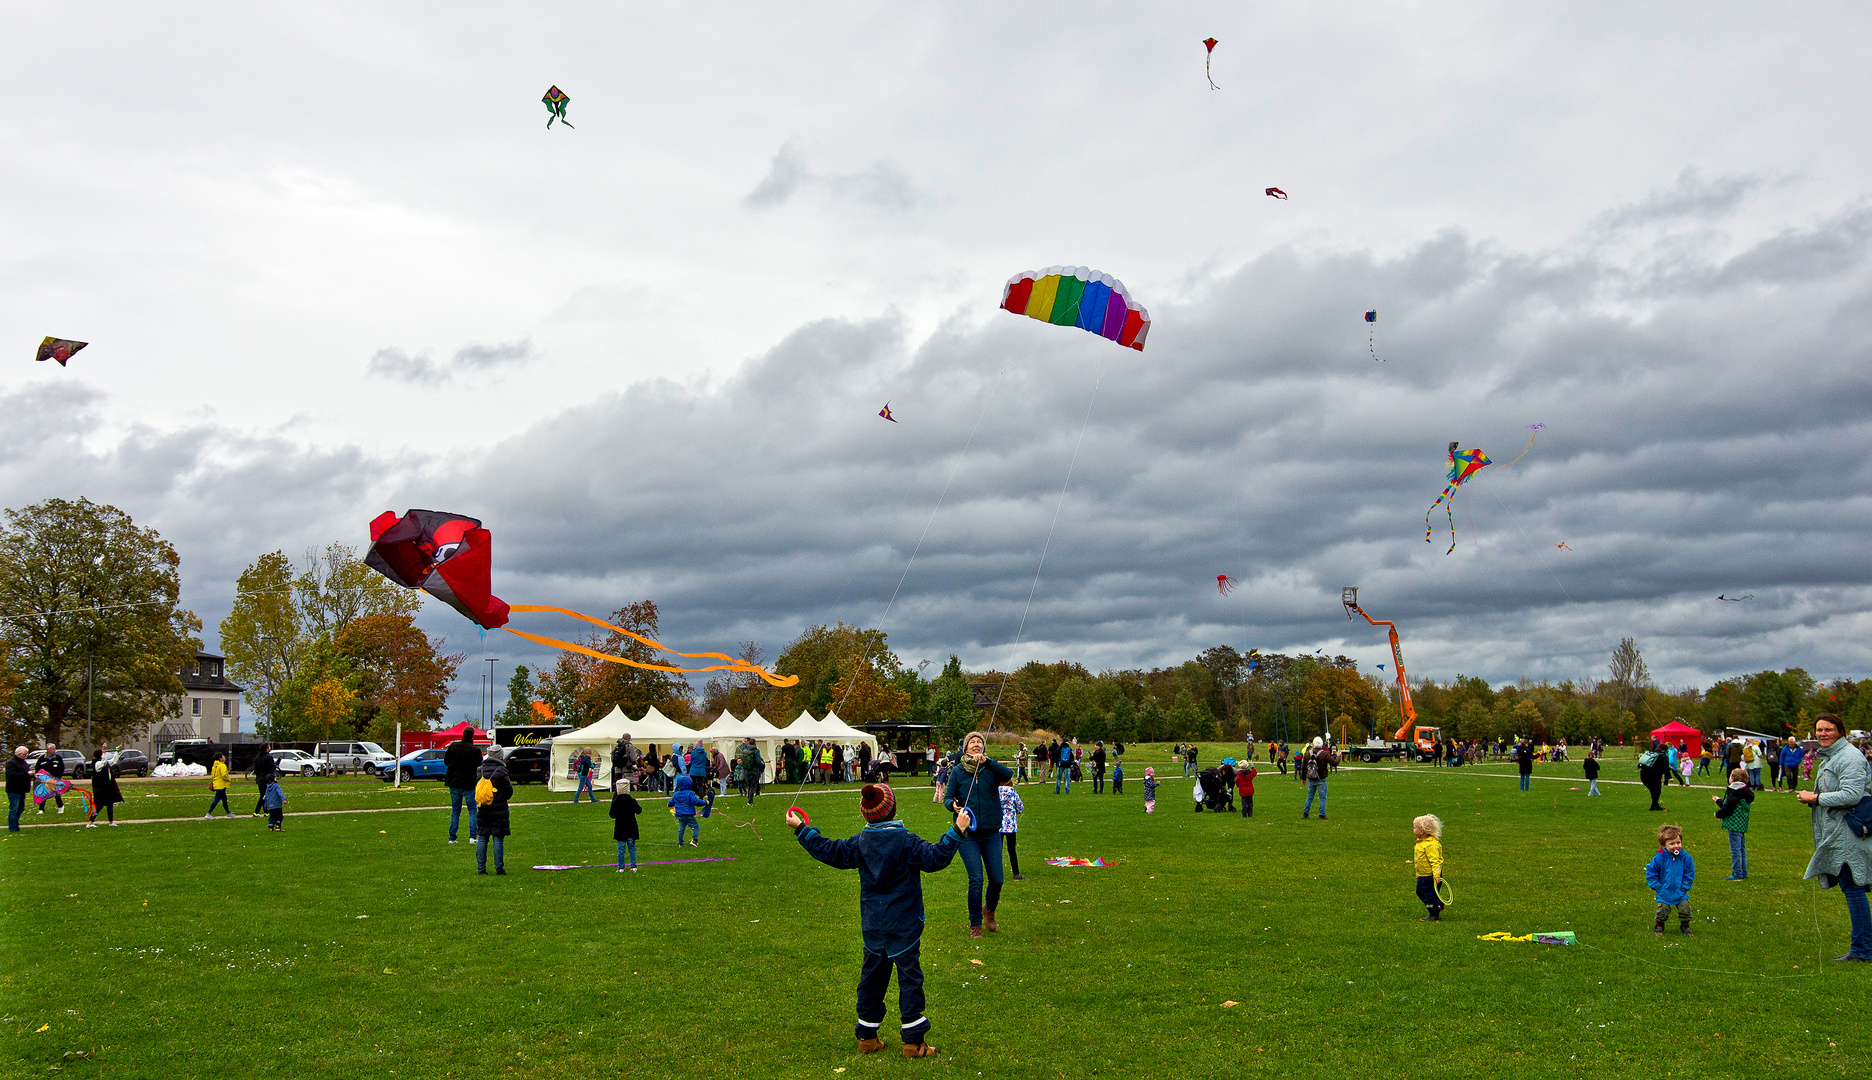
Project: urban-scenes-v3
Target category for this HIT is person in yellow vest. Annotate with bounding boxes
[820,744,836,784]
[204,753,232,817]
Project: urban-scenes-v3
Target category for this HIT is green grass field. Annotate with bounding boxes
[2,745,1864,1079]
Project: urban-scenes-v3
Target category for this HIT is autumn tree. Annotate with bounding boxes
[336,614,463,743]
[538,601,694,726]
[829,658,912,723]
[1608,638,1650,723]
[218,551,304,726]
[0,498,199,746]
[295,543,423,637]
[775,623,901,718]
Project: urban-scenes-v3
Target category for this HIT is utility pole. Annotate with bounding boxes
[484,658,501,730]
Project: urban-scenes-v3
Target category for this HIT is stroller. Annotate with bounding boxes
[1195,767,1229,812]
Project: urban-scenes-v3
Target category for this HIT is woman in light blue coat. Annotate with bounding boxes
[1797,715,1872,961]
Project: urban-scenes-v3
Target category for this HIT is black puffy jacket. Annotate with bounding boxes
[475,759,514,837]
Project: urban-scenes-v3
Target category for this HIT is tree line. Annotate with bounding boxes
[0,501,1859,750]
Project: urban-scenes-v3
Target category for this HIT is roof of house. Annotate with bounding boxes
[180,650,245,693]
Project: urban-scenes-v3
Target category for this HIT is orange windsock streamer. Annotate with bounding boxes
[503,604,798,688]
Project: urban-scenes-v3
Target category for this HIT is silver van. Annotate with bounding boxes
[314,741,397,775]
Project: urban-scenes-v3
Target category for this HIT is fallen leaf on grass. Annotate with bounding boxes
[34,1024,48,1033]
[1222,1001,1239,1008]
[383,969,397,975]
[379,830,387,834]
[969,959,984,966]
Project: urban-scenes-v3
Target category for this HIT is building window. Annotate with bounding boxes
[223,699,231,716]
[192,698,201,716]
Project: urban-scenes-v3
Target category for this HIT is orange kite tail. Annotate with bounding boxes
[504,604,799,688]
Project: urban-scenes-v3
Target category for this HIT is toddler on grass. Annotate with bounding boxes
[1142,767,1159,813]
[1645,823,1696,935]
[263,778,285,831]
[611,780,643,872]
[1412,815,1444,921]
[1712,768,1754,881]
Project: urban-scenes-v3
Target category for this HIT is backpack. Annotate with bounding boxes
[475,776,495,806]
[1845,796,1872,839]
[1637,750,1660,768]
[1742,744,1756,764]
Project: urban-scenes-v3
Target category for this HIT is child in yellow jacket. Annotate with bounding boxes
[205,754,232,817]
[1413,814,1445,921]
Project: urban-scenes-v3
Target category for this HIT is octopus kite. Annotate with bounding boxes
[1203,38,1219,89]
[1216,574,1238,596]
[542,86,573,129]
[36,337,87,366]
[1425,442,1491,554]
[366,509,795,686]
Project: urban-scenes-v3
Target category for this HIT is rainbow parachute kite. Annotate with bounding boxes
[1001,267,1150,352]
[1045,857,1108,867]
[1425,442,1491,554]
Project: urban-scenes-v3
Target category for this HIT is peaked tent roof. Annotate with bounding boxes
[738,710,783,737]
[432,721,490,742]
[697,711,745,738]
[556,705,699,746]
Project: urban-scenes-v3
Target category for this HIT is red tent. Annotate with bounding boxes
[400,722,491,752]
[1650,721,1704,761]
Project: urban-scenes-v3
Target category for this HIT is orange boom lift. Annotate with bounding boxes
[1341,587,1438,762]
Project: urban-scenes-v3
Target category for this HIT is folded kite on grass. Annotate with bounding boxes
[1478,930,1575,945]
[1045,857,1107,868]
[533,857,737,870]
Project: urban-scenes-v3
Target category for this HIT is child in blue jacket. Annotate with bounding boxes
[1644,823,1696,935]
[263,779,285,831]
[789,784,968,1059]
[667,774,704,846]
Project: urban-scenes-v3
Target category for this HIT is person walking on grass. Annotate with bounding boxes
[475,748,512,875]
[263,774,286,831]
[7,746,30,832]
[251,743,276,816]
[1301,738,1331,820]
[1713,768,1754,880]
[1583,753,1602,797]
[788,786,967,1058]
[1516,739,1535,793]
[573,748,597,804]
[999,777,1026,881]
[1645,823,1696,936]
[1111,758,1124,795]
[1796,714,1872,961]
[1235,760,1256,817]
[1639,739,1670,812]
[1091,742,1107,794]
[1054,740,1073,795]
[1412,815,1445,921]
[205,753,232,817]
[668,774,705,847]
[610,779,643,872]
[945,731,1014,938]
[87,749,122,828]
[1780,740,1807,793]
[1142,767,1159,812]
[443,730,482,843]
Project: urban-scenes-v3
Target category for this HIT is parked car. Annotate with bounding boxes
[270,749,328,776]
[27,748,89,778]
[313,741,397,775]
[111,749,151,777]
[504,744,550,784]
[380,748,449,783]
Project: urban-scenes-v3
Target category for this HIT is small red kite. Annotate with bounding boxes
[1217,574,1239,596]
[1265,188,1287,199]
[1203,38,1220,89]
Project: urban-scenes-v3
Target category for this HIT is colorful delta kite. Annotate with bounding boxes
[1000,267,1150,351]
[36,337,87,366]
[542,85,573,129]
[1216,574,1238,596]
[32,771,92,817]
[1045,857,1108,867]
[1265,187,1288,199]
[365,509,797,687]
[878,402,897,423]
[1365,310,1379,361]
[367,510,510,629]
[1203,38,1220,89]
[1425,443,1491,554]
[1478,931,1575,945]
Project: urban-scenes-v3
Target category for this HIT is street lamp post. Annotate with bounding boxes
[484,658,501,730]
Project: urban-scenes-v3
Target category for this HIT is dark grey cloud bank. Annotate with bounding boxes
[8,185,1872,716]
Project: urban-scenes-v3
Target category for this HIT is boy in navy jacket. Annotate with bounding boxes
[789,784,968,1058]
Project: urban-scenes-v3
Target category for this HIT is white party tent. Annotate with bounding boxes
[778,710,880,753]
[702,709,785,783]
[547,705,700,792]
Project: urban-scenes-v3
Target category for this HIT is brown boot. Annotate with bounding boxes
[857,1038,885,1054]
[903,1043,939,1058]
[969,925,983,939]
[984,908,998,933]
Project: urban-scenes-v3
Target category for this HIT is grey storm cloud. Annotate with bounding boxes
[11,189,1872,707]
[368,340,533,384]
[743,140,918,213]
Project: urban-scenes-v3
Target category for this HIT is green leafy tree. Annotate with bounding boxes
[775,623,900,718]
[930,656,974,748]
[218,551,305,730]
[0,498,199,746]
[1106,693,1139,744]
[294,543,422,638]
[1166,688,1217,742]
[496,665,539,726]
[1049,677,1103,739]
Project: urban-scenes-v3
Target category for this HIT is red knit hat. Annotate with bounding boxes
[860,783,896,823]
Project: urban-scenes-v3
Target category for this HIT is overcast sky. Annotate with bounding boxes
[5,2,1871,720]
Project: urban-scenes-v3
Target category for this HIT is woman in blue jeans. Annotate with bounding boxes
[944,732,1014,939]
[1797,715,1872,961]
